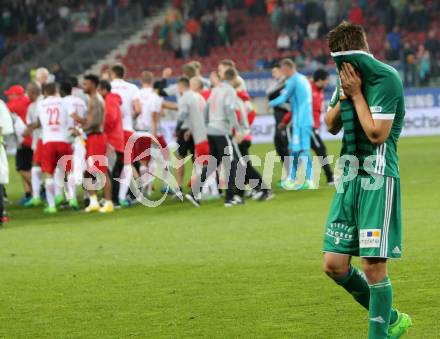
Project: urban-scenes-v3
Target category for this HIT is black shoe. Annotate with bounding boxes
[251,190,264,200]
[185,193,201,207]
[327,175,335,186]
[258,190,275,201]
[224,200,236,207]
[233,195,244,205]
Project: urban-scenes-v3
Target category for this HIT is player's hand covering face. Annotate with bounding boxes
[340,62,362,98]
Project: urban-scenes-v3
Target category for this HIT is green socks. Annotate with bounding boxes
[334,266,370,309]
[368,277,393,339]
[334,267,398,325]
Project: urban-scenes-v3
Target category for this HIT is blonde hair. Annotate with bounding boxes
[141,71,154,84]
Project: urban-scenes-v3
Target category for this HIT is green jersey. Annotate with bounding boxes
[329,50,405,178]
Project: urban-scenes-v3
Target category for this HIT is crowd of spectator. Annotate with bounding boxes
[2,0,440,87]
[269,0,440,87]
[0,0,157,60]
[158,0,440,87]
[159,1,235,58]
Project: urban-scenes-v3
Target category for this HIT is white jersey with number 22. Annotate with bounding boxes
[37,96,70,143]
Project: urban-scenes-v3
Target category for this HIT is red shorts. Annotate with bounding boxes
[86,133,108,173]
[41,141,72,174]
[195,140,210,164]
[134,135,168,162]
[33,139,43,164]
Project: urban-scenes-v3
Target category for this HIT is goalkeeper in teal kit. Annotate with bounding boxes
[269,58,315,190]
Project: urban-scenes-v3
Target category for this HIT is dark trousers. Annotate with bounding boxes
[238,140,265,191]
[193,135,240,201]
[111,152,124,204]
[273,108,289,162]
[274,129,289,162]
[311,129,334,183]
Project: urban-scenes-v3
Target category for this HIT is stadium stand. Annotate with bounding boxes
[0,0,162,94]
[0,0,439,87]
[111,0,440,87]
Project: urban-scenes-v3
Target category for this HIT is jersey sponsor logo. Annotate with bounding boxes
[360,229,381,248]
[326,223,356,245]
[369,106,383,113]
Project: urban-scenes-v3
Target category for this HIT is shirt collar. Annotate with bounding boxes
[330,50,374,58]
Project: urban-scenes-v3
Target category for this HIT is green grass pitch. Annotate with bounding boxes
[0,136,439,338]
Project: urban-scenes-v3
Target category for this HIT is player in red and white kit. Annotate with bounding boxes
[80,74,114,213]
[25,69,50,208]
[24,82,43,208]
[34,83,73,213]
[60,80,88,209]
[136,71,171,195]
[110,64,141,206]
[98,80,125,206]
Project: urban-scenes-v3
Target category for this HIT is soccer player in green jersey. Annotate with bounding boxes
[322,22,412,339]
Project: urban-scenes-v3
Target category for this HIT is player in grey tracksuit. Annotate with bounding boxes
[176,84,208,151]
[186,68,245,207]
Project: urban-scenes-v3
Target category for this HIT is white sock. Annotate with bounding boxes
[147,161,157,194]
[207,172,219,196]
[148,160,157,179]
[66,174,76,201]
[161,165,169,184]
[31,166,42,199]
[202,179,210,196]
[54,167,64,197]
[139,164,149,187]
[90,194,98,206]
[118,165,133,201]
[45,178,55,208]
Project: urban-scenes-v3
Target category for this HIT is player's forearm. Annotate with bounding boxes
[351,93,386,145]
[151,127,158,137]
[73,113,86,125]
[23,126,32,136]
[162,101,177,111]
[26,122,36,132]
[133,100,142,116]
[269,94,287,108]
[324,102,342,135]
